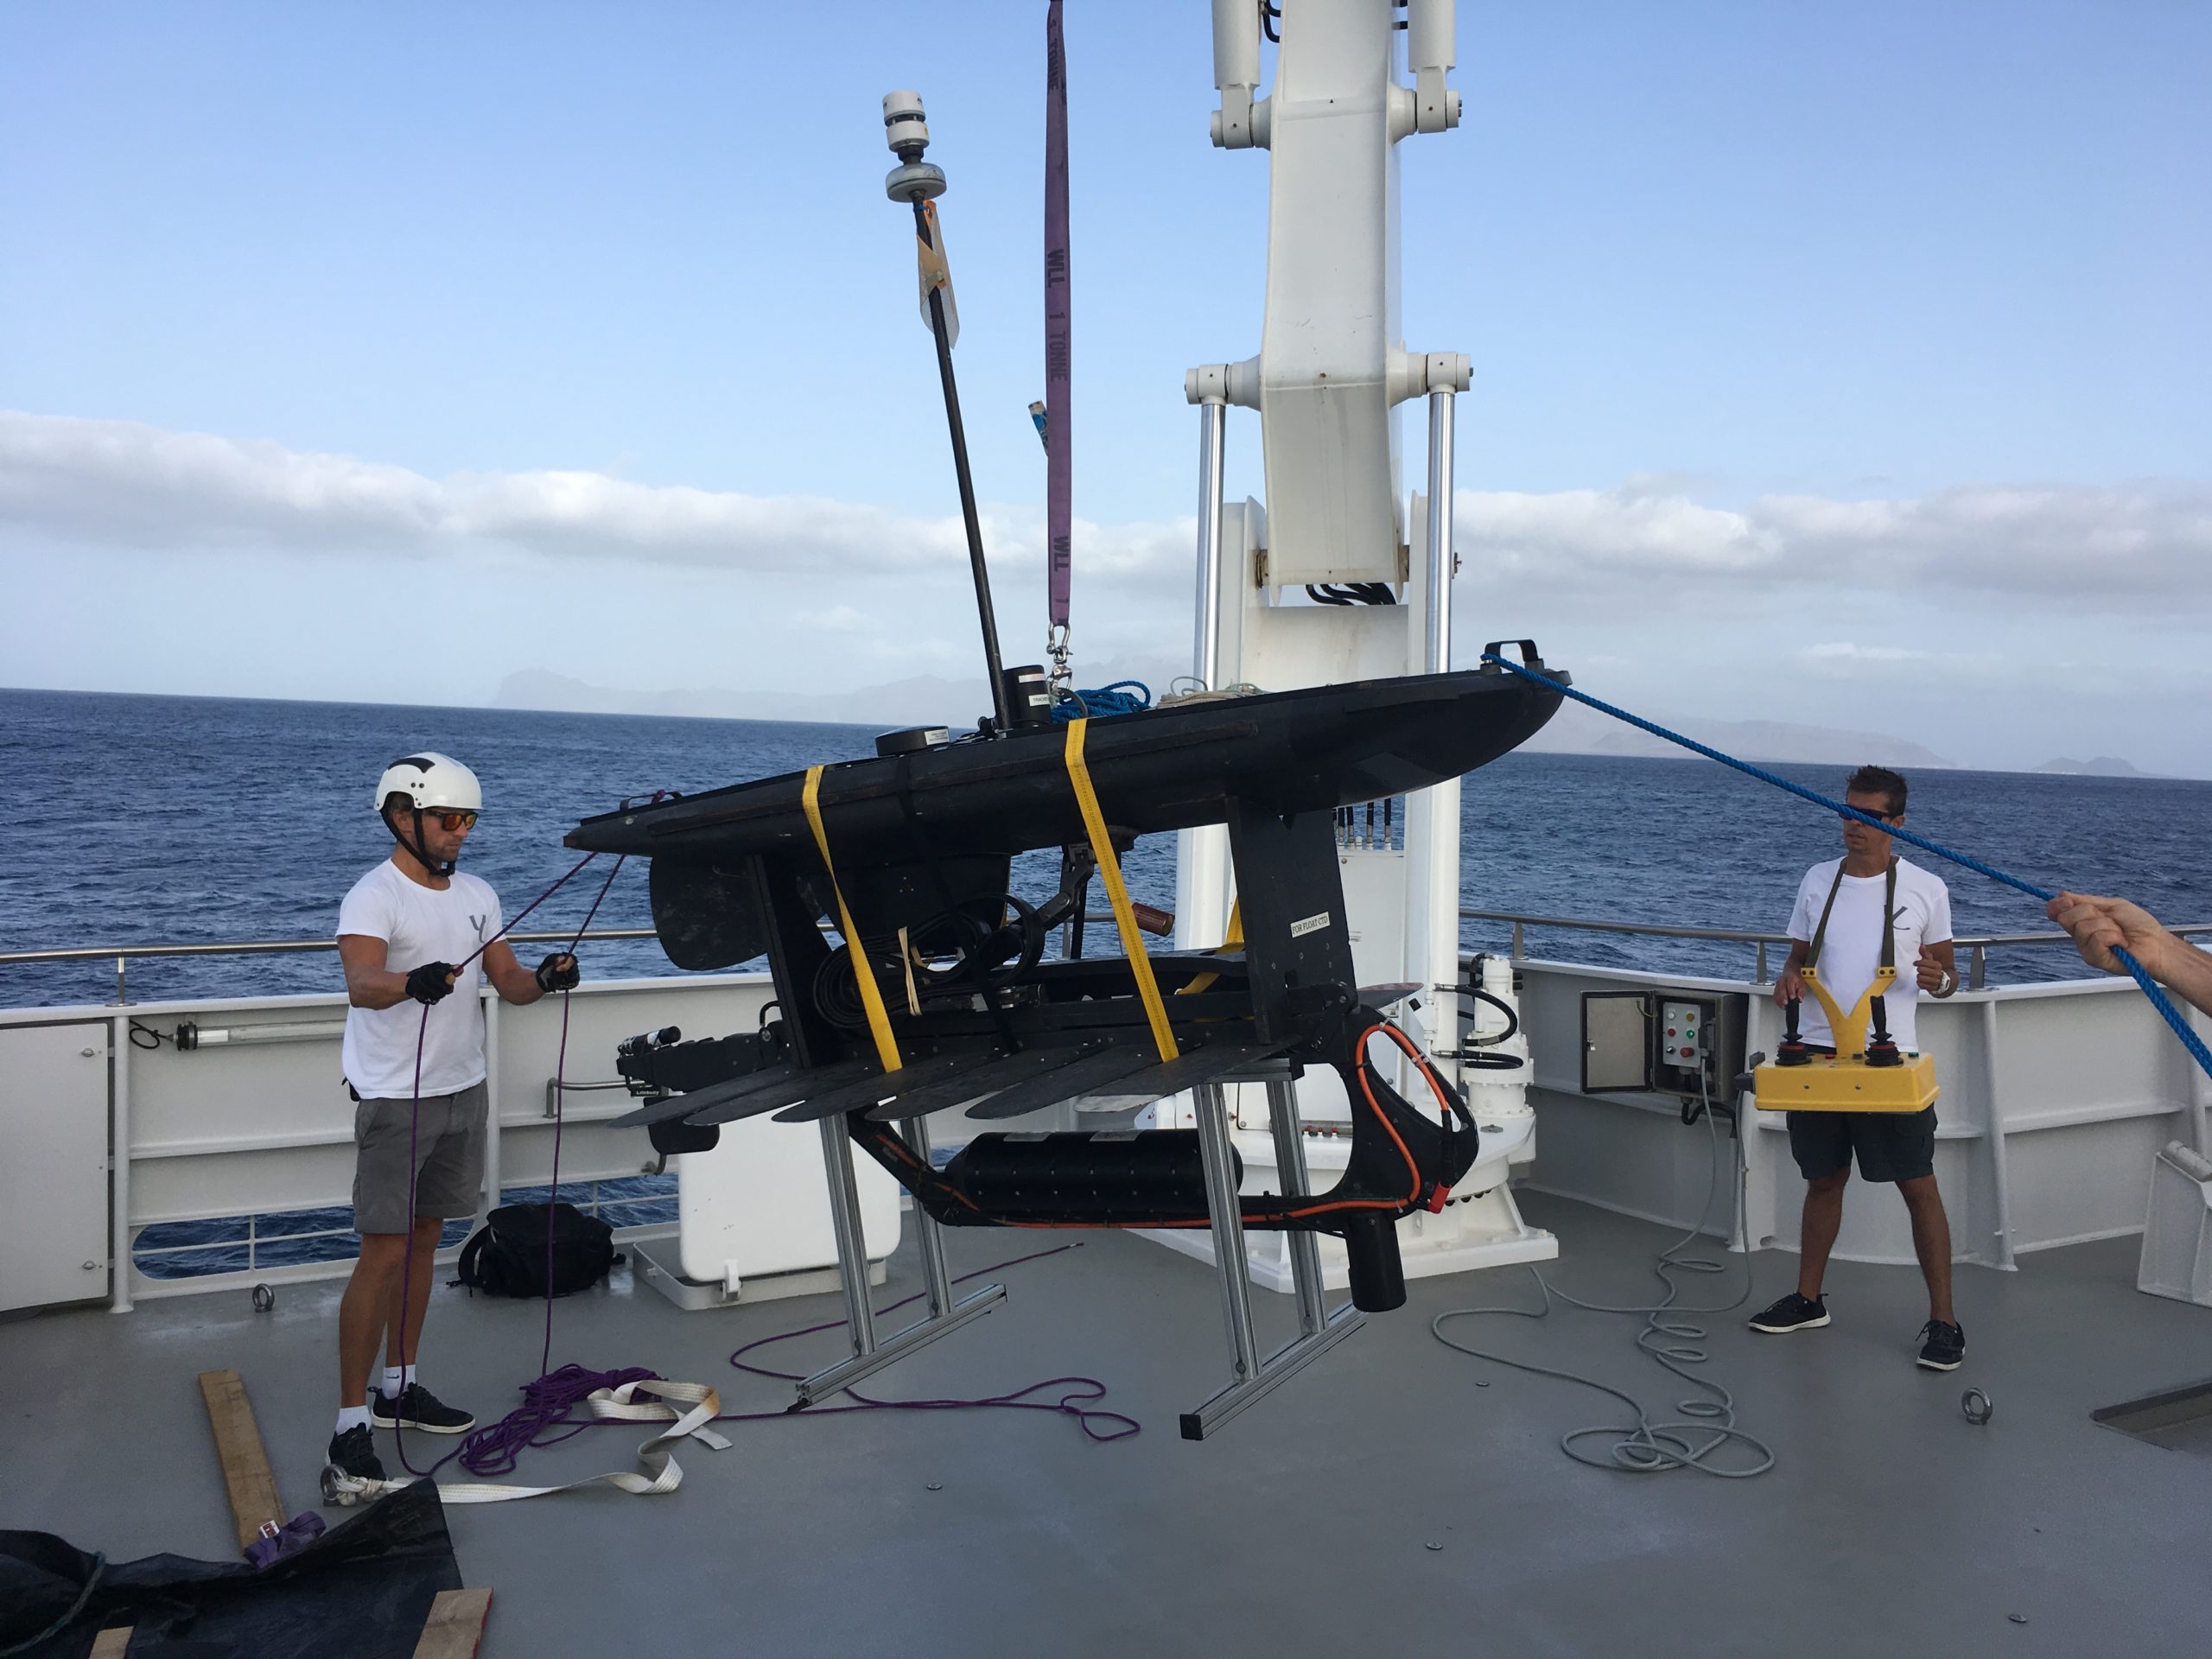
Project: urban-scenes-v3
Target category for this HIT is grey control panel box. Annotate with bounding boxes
[1580,989,1747,1104]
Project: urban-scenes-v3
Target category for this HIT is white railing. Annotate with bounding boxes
[5,915,2208,1314]
[0,963,777,1313]
[1504,954,2212,1270]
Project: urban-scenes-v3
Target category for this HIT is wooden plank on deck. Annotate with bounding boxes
[412,1587,494,1657]
[196,1368,285,1553]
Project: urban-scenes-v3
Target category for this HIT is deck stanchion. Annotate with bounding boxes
[110,1009,133,1313]
[1979,999,2018,1269]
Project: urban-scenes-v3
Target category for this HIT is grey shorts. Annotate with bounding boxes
[352,1081,488,1235]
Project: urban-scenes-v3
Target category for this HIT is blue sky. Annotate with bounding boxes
[3,2,2208,771]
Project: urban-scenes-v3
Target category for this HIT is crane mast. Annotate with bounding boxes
[1166,0,1556,1288]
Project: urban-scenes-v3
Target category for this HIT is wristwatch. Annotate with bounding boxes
[1934,968,1958,998]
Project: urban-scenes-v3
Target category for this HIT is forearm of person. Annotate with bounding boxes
[2147,932,2212,1019]
[1773,941,1810,1003]
[339,938,410,1008]
[346,971,412,1009]
[483,945,545,1006]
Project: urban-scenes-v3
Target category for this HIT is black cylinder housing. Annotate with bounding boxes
[944,1129,1236,1224]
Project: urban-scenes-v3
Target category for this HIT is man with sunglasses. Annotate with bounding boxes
[1749,765,1964,1370]
[325,752,581,1487]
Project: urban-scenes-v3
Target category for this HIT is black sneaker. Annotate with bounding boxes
[327,1424,387,1481]
[1916,1319,1966,1371]
[1748,1291,1831,1333]
[372,1382,477,1434]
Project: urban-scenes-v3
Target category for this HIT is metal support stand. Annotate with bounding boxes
[1179,1077,1363,1440]
[792,1114,1003,1409]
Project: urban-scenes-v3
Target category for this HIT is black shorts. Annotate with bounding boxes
[1787,1103,1937,1184]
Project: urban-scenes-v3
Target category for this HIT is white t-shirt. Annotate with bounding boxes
[338,861,505,1098]
[1786,856,1953,1052]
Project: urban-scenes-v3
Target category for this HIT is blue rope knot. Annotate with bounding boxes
[1478,652,2212,1082]
[1051,679,1152,721]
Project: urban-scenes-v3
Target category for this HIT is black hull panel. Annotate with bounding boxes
[565,669,1558,863]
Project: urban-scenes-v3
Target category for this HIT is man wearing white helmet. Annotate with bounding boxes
[325,752,581,1486]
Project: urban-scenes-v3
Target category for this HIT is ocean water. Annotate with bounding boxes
[5,684,2209,1008]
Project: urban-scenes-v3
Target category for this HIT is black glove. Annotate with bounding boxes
[404,962,458,1005]
[535,952,581,993]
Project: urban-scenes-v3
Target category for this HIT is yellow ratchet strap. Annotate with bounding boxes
[801,766,902,1074]
[1177,901,1243,997]
[1065,720,1179,1062]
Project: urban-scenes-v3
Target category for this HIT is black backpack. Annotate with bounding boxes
[454,1202,619,1298]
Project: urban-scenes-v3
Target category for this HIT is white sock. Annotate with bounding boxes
[334,1404,372,1435]
[380,1363,416,1396]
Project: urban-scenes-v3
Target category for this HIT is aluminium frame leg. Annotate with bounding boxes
[1179,1077,1363,1440]
[792,1113,1003,1410]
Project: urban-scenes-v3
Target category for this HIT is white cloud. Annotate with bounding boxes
[793,604,873,632]
[0,410,969,573]
[1462,479,2212,608]
[1790,641,2023,682]
[5,410,2206,614]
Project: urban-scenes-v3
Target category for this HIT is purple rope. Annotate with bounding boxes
[725,1243,1140,1442]
[543,855,627,1376]
[426,1246,1135,1482]
[429,1363,663,1480]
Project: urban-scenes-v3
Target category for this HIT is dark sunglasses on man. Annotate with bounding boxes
[429,809,479,831]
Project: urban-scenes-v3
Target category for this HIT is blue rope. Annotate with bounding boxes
[1051,679,1152,722]
[1479,652,2212,1081]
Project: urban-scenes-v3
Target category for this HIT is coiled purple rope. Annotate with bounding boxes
[421,1245,1135,1481]
[721,1243,1140,1442]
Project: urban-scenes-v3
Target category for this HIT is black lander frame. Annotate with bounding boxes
[582,658,1561,1439]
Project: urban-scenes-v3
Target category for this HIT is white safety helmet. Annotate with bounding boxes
[375,753,482,876]
[374,753,483,813]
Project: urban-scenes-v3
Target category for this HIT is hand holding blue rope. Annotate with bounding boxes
[1479,652,2212,1082]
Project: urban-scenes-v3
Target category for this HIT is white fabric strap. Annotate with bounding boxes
[354,1377,728,1506]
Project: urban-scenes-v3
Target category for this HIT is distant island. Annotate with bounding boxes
[492,665,1955,769]
[2034,756,2149,778]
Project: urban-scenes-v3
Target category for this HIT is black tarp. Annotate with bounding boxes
[0,1479,462,1657]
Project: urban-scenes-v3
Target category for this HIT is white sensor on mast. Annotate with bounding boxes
[881,91,947,202]
[882,90,957,346]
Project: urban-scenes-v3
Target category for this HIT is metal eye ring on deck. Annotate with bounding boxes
[1961,1387,1993,1425]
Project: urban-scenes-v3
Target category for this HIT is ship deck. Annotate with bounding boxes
[6,1191,2210,1656]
